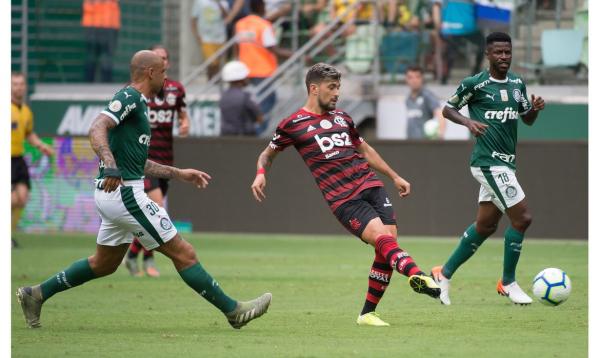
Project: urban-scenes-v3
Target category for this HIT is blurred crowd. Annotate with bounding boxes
[185,0,492,137]
[187,0,494,82]
[76,1,585,139]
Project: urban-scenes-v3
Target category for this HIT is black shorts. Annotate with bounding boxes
[333,186,397,240]
[144,177,169,196]
[11,156,31,189]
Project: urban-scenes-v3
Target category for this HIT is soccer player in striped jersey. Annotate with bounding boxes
[124,45,190,277]
[251,63,440,327]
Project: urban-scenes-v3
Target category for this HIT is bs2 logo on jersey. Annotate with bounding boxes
[315,133,352,153]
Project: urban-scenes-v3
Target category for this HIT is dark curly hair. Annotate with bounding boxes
[305,63,341,93]
[486,32,512,46]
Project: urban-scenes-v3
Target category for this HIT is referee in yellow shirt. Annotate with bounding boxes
[11,72,54,247]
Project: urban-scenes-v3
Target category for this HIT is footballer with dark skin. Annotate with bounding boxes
[432,32,546,305]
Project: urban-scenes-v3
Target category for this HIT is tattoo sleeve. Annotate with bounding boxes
[144,160,180,179]
[89,114,118,169]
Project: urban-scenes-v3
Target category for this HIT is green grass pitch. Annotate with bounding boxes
[12,233,587,357]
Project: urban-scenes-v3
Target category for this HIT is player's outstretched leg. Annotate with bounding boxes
[124,238,143,276]
[432,223,489,305]
[16,244,128,328]
[157,235,271,329]
[432,203,501,305]
[374,234,440,299]
[357,251,393,327]
[498,201,533,305]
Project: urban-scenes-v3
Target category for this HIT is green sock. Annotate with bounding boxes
[503,226,524,285]
[40,258,97,302]
[178,263,237,313]
[442,223,488,279]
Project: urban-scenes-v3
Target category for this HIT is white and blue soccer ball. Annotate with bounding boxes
[532,268,572,306]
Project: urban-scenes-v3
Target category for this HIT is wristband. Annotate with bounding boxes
[104,167,122,178]
[256,168,266,175]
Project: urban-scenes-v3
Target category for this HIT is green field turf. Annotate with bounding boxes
[12,233,587,357]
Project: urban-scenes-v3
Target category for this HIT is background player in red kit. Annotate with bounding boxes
[251,63,440,326]
[124,45,190,277]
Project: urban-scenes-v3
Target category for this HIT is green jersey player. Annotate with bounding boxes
[16,50,271,329]
[430,32,546,305]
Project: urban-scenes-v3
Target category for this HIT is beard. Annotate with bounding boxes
[494,61,511,73]
[318,98,336,112]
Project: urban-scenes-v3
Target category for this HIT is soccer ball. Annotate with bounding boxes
[532,268,572,306]
[423,119,439,139]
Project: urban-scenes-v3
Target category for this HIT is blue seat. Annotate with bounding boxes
[540,29,584,67]
[379,31,420,75]
[520,28,585,83]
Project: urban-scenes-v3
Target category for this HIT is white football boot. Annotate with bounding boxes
[431,266,451,305]
[497,280,533,305]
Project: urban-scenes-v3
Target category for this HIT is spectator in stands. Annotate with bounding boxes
[425,0,444,82]
[383,0,420,31]
[436,0,484,84]
[404,65,445,139]
[11,72,55,248]
[298,0,328,36]
[265,0,292,22]
[219,61,263,136]
[387,1,445,81]
[191,0,229,79]
[309,0,375,57]
[311,0,373,38]
[224,0,251,39]
[235,0,292,128]
[301,0,328,14]
[81,0,120,82]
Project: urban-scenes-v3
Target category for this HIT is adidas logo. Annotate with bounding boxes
[307,125,316,132]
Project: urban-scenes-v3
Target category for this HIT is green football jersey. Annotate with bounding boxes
[96,86,151,180]
[446,70,531,170]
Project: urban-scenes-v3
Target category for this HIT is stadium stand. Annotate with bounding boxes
[11,0,162,84]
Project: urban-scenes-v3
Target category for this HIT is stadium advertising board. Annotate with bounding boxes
[30,100,221,137]
[20,137,100,234]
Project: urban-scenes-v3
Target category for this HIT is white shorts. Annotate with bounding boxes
[94,179,178,250]
[470,166,526,212]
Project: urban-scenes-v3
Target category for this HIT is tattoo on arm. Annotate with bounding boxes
[89,114,118,169]
[257,147,278,171]
[144,160,180,179]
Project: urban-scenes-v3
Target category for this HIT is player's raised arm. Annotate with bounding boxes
[521,94,545,126]
[144,160,211,189]
[356,141,411,198]
[89,113,121,192]
[251,145,280,202]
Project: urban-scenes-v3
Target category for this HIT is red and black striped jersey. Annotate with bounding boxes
[270,108,383,211]
[147,78,187,165]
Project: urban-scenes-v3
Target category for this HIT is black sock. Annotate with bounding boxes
[361,300,378,316]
